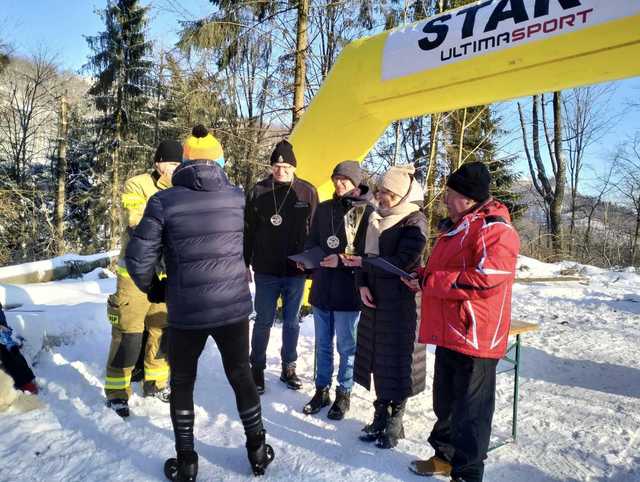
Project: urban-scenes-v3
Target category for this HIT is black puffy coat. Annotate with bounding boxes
[125,161,252,329]
[307,187,374,312]
[354,210,428,401]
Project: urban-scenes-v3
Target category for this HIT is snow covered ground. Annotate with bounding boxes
[0,256,639,482]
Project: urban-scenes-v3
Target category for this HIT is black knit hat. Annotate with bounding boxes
[270,140,297,167]
[154,140,182,164]
[446,161,491,202]
[332,160,363,187]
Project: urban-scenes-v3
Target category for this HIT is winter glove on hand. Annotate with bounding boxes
[147,276,167,303]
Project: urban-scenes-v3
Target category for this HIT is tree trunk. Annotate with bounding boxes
[550,91,566,259]
[292,0,309,127]
[55,94,68,255]
[632,213,640,266]
[424,113,441,253]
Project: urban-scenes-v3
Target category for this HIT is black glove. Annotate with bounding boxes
[147,276,167,303]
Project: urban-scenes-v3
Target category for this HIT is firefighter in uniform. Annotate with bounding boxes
[105,140,182,417]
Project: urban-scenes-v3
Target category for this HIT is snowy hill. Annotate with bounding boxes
[0,256,639,481]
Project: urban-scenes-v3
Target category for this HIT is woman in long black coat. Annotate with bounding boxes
[342,165,427,449]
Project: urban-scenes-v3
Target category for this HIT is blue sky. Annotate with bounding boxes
[3,0,639,186]
[2,0,211,72]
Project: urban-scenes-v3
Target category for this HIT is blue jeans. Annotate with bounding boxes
[250,273,306,370]
[312,307,359,392]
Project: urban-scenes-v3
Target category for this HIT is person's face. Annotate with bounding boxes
[155,162,181,183]
[376,187,402,209]
[332,175,356,197]
[444,187,476,221]
[272,163,296,183]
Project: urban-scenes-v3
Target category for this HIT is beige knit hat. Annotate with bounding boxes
[379,165,415,197]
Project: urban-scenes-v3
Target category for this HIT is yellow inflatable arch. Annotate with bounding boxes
[291,0,640,199]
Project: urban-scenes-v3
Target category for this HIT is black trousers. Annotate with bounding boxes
[428,347,498,482]
[0,344,35,388]
[168,320,262,454]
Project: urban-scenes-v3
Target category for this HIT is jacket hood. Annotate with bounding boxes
[172,161,231,192]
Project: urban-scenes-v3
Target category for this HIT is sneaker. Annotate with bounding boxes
[408,455,452,477]
[106,398,130,418]
[303,387,331,415]
[327,387,350,420]
[19,380,38,395]
[143,382,170,403]
[280,365,302,390]
[252,366,265,395]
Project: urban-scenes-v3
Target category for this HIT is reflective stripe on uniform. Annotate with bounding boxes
[144,367,169,382]
[104,376,131,390]
[116,265,131,278]
[122,192,146,209]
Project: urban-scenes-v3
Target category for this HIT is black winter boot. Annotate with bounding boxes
[106,398,130,418]
[303,387,331,415]
[327,387,350,420]
[376,400,406,449]
[164,450,198,481]
[359,400,389,442]
[252,366,265,395]
[280,364,302,390]
[246,429,275,476]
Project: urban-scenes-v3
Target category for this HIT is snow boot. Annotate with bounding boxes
[279,365,302,390]
[246,429,275,476]
[303,387,331,415]
[408,455,452,477]
[376,400,406,449]
[106,398,130,418]
[327,387,350,420]
[252,366,265,395]
[164,451,198,481]
[359,399,389,442]
[143,381,171,403]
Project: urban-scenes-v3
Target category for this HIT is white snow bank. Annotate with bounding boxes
[0,251,118,279]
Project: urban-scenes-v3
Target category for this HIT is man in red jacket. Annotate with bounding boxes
[405,162,520,482]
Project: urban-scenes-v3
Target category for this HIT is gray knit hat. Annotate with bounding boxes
[332,160,363,187]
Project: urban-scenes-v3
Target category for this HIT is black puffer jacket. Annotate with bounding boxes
[307,187,374,311]
[125,161,252,329]
[244,175,318,277]
[354,210,428,401]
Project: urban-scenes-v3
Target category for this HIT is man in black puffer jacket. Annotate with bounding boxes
[125,127,274,480]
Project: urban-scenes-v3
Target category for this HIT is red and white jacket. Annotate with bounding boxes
[417,199,520,359]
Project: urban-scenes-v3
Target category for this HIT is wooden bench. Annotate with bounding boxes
[490,319,540,451]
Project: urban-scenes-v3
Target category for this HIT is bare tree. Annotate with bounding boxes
[0,52,61,186]
[562,86,617,244]
[518,93,566,259]
[615,135,640,265]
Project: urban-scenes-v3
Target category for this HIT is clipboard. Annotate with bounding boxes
[363,256,412,278]
[288,246,327,269]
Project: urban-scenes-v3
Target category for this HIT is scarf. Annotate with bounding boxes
[364,199,419,256]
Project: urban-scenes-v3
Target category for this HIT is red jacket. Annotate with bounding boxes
[417,199,520,359]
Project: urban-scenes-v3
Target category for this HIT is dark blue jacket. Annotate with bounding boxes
[125,161,252,329]
[307,187,374,311]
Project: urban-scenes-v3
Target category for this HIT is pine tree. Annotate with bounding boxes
[84,0,153,248]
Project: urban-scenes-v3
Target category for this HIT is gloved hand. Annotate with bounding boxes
[147,276,167,303]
